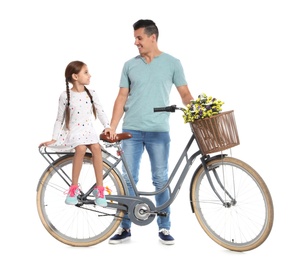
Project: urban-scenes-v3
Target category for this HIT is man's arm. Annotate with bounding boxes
[110,87,129,132]
[177,85,194,106]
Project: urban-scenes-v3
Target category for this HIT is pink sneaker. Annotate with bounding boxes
[92,186,107,207]
[65,185,79,205]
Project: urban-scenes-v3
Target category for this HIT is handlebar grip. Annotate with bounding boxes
[154,107,167,112]
[154,105,177,112]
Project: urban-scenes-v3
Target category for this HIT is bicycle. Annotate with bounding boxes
[36,105,274,252]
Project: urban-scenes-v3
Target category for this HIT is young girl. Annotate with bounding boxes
[39,60,114,207]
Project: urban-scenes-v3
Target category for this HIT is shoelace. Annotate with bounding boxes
[116,227,129,235]
[64,185,79,196]
[159,228,170,235]
[95,186,105,198]
[95,186,112,198]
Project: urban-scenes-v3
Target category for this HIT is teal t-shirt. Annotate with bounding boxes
[119,52,187,132]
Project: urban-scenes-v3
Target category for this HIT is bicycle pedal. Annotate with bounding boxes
[105,186,113,202]
[105,186,112,195]
[157,212,168,217]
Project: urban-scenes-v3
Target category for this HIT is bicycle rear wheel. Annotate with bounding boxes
[191,156,274,252]
[36,153,126,247]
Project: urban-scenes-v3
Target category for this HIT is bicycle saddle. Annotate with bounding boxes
[100,132,132,143]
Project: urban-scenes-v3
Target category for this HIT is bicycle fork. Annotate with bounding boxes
[200,155,237,208]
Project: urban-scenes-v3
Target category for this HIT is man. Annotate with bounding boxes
[109,19,193,245]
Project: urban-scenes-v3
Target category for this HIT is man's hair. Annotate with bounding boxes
[133,19,159,40]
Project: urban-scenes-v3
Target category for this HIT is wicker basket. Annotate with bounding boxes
[190,110,240,154]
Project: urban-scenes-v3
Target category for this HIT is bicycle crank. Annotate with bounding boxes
[128,199,156,226]
[134,203,154,220]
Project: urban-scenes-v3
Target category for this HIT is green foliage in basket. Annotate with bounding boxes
[182,93,224,123]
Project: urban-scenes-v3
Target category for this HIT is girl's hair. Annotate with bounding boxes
[64,60,96,130]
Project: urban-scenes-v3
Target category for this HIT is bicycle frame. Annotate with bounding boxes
[102,135,232,226]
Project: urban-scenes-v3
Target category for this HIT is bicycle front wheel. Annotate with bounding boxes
[36,153,126,247]
[191,156,274,252]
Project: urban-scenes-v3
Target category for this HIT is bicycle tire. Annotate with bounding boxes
[191,156,274,252]
[36,153,126,247]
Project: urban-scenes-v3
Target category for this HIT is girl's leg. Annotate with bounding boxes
[65,145,86,205]
[88,143,103,187]
[72,145,87,185]
[88,143,107,206]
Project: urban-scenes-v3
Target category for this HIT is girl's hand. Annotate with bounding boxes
[39,139,56,148]
[103,128,116,140]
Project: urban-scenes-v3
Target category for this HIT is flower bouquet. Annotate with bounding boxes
[182,93,224,124]
[184,93,239,154]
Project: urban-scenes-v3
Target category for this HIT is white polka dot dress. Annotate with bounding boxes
[49,89,110,152]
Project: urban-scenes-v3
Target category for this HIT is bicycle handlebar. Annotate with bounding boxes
[153,105,183,113]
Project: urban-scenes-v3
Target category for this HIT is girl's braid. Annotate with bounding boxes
[84,86,97,119]
[65,78,71,130]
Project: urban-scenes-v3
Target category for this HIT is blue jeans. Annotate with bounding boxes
[120,129,171,230]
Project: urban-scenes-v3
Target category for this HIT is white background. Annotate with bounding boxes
[1,0,302,258]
